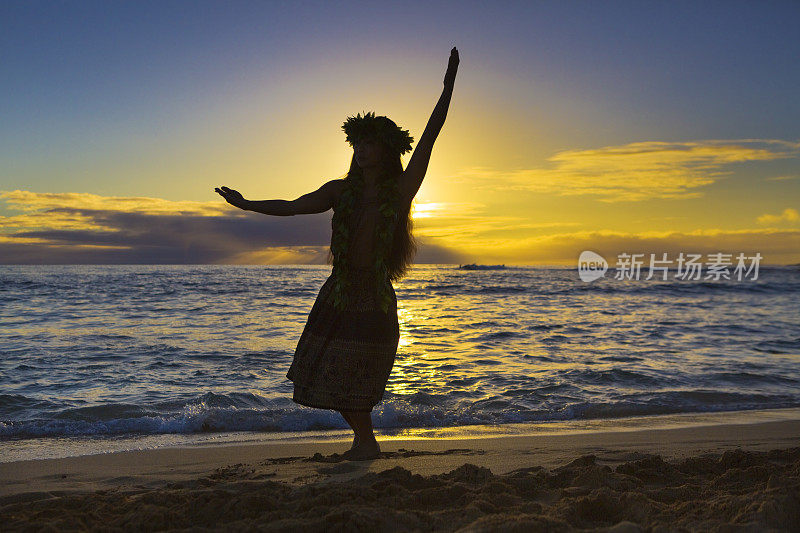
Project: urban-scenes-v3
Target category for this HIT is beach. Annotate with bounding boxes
[3,265,799,530]
[3,410,799,532]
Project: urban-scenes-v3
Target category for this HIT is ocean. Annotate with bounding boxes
[2,264,799,462]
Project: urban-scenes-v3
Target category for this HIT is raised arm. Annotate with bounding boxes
[400,47,459,203]
[215,179,344,216]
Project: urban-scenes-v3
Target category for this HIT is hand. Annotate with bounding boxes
[444,46,459,88]
[215,186,248,209]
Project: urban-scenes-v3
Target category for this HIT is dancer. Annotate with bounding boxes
[216,46,459,460]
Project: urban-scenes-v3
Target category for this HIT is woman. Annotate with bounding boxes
[216,46,459,460]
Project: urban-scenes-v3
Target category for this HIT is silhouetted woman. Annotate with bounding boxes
[216,46,459,460]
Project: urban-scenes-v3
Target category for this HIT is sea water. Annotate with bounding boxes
[1,264,799,461]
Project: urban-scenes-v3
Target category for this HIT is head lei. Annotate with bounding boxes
[342,111,414,156]
[330,111,415,314]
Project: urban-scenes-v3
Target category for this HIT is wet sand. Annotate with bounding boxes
[2,414,799,531]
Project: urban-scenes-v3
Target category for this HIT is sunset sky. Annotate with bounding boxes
[2,0,799,265]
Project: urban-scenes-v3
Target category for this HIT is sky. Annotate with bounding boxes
[2,0,799,266]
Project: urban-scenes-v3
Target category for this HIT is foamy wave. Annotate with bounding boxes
[3,390,800,440]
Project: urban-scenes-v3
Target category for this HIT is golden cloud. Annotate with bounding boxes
[452,139,800,202]
[408,201,581,240]
[224,246,331,265]
[0,190,232,216]
[757,208,800,225]
[3,189,798,266]
[424,227,800,265]
[0,190,239,234]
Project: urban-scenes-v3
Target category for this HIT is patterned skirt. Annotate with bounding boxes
[286,266,400,412]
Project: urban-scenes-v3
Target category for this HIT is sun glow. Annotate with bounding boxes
[411,202,447,219]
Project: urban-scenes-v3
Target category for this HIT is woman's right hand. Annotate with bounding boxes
[215,186,248,210]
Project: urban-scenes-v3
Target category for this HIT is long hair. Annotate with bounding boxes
[326,147,417,283]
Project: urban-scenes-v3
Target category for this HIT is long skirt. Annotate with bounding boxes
[286,266,400,412]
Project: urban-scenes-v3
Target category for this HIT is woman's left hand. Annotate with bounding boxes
[444,46,459,88]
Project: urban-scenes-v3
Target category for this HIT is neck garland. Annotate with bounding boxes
[330,169,401,314]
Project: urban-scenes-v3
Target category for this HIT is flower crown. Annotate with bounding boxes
[342,111,414,155]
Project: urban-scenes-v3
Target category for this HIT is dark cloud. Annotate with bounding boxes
[0,207,463,264]
[413,239,470,264]
[1,207,328,263]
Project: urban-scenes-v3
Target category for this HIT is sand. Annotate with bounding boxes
[2,411,799,532]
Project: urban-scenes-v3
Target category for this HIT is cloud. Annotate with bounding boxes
[408,201,581,240]
[452,139,800,202]
[0,190,233,234]
[0,190,333,264]
[764,175,799,181]
[0,190,229,216]
[431,228,800,265]
[0,190,470,265]
[413,215,578,240]
[757,208,800,226]
[3,190,799,266]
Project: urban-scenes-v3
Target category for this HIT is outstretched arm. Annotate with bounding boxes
[400,46,459,203]
[215,179,343,216]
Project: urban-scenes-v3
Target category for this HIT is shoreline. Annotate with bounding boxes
[5,405,800,465]
[3,408,799,494]
[2,410,799,531]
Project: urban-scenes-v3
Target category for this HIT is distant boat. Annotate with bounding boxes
[458,263,506,270]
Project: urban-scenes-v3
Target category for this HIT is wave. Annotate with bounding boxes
[3,390,799,440]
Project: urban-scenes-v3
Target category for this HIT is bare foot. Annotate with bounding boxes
[342,438,380,461]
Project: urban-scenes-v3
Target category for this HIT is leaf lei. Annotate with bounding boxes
[330,171,400,314]
[341,111,414,157]
[330,111,414,315]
